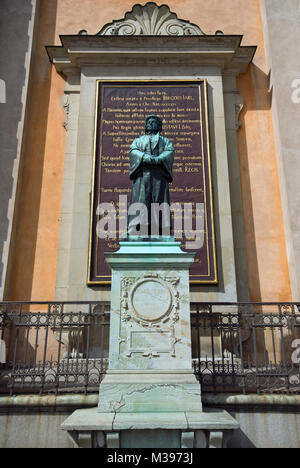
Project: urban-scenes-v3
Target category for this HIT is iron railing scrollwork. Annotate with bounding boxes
[0,301,299,395]
[0,302,110,395]
[191,303,300,394]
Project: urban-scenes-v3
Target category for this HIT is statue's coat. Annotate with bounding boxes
[128,133,174,235]
[129,134,174,182]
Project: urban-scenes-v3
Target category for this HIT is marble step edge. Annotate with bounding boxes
[61,408,239,432]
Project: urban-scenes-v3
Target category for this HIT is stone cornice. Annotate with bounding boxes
[46,34,256,76]
[1,393,300,412]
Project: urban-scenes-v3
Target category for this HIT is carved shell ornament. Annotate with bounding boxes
[98,2,205,36]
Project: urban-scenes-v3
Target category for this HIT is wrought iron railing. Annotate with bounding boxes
[191,303,300,394]
[0,301,299,396]
[0,302,110,395]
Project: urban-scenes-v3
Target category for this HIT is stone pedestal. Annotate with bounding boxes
[61,239,240,447]
[98,239,202,414]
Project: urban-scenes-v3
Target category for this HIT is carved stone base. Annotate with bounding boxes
[98,370,202,413]
[61,408,239,448]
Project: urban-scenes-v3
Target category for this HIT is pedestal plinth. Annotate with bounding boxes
[61,240,239,447]
[98,239,202,413]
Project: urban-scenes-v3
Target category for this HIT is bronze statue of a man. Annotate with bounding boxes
[127,115,174,237]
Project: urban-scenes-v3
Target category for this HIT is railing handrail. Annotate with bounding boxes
[191,302,300,306]
[0,301,111,306]
[0,300,299,307]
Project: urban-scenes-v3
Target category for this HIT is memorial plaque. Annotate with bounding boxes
[88,80,217,284]
[131,279,172,322]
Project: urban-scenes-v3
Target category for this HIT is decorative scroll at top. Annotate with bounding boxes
[98,2,205,36]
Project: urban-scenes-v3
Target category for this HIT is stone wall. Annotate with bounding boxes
[0,0,37,299]
[4,0,292,303]
[0,394,299,448]
[5,0,66,301]
[260,0,300,301]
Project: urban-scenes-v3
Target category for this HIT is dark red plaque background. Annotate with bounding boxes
[88,81,217,284]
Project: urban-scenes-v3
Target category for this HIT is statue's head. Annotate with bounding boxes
[145,115,163,135]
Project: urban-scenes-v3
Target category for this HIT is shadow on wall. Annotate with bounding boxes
[227,419,256,449]
[0,0,34,292]
[236,62,272,303]
[242,64,272,111]
[4,0,58,300]
[190,82,225,297]
[192,63,271,300]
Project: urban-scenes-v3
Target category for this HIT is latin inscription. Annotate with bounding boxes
[89,81,217,284]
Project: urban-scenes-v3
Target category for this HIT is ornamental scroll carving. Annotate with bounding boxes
[98,2,205,36]
[60,94,70,131]
[120,273,181,358]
